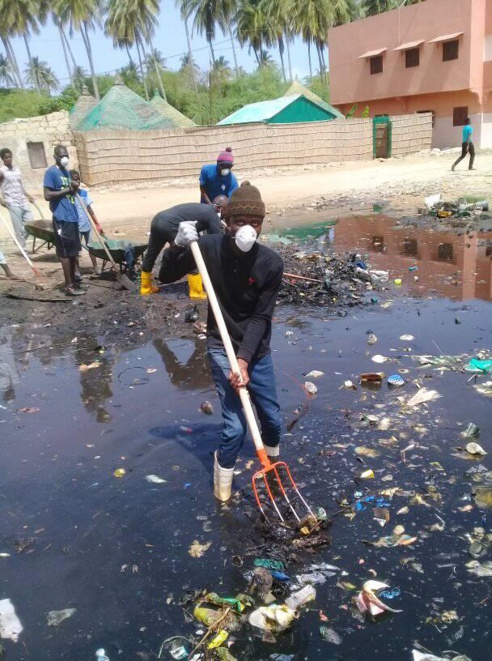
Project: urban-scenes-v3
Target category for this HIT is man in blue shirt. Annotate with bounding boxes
[43,145,85,296]
[199,147,239,204]
[452,118,475,171]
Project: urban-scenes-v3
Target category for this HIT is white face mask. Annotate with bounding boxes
[234,225,257,252]
[221,168,230,176]
[60,156,70,168]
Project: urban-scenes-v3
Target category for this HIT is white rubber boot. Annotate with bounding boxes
[214,451,234,502]
[265,444,280,459]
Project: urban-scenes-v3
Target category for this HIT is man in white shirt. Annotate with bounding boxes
[0,148,35,249]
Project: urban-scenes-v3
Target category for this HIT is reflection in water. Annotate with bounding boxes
[0,328,19,402]
[153,337,211,390]
[74,333,113,423]
[331,214,492,302]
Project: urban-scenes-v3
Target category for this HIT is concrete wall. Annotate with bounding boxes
[337,91,482,149]
[74,114,431,187]
[0,111,77,191]
[329,0,484,106]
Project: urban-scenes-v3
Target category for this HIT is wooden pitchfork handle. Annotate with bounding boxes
[190,240,271,469]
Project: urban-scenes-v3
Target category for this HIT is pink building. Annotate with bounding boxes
[328,0,492,149]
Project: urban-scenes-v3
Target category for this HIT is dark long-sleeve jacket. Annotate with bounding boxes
[159,234,283,364]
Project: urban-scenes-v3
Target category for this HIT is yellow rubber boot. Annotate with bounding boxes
[140,271,159,295]
[188,273,207,300]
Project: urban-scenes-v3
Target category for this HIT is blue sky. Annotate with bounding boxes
[7,5,313,90]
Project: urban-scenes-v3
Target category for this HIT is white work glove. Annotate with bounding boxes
[175,221,198,248]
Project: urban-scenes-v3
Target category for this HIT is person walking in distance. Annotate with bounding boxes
[452,118,475,171]
[0,148,35,249]
[159,183,284,502]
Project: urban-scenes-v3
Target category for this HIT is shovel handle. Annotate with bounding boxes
[0,208,39,274]
[75,193,118,271]
[190,240,269,465]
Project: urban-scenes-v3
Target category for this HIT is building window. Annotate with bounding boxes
[405,48,420,68]
[402,238,418,257]
[417,110,435,128]
[438,243,454,261]
[370,55,383,75]
[453,106,468,126]
[27,142,47,169]
[443,39,459,61]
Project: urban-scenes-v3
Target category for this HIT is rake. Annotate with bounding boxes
[190,239,315,524]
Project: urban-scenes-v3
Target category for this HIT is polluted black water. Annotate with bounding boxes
[1,216,492,661]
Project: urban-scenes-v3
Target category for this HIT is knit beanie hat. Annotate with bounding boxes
[217,146,234,165]
[224,181,265,218]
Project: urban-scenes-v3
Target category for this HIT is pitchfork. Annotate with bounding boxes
[190,240,315,524]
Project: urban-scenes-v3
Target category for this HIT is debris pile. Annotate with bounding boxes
[272,242,384,308]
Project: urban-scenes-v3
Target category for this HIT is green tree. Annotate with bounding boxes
[24,56,59,94]
[181,0,219,64]
[235,0,273,67]
[105,0,166,101]
[361,0,397,15]
[72,65,87,92]
[217,0,239,77]
[53,0,101,100]
[0,52,14,86]
[0,0,46,93]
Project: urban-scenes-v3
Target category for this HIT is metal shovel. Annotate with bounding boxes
[75,192,135,291]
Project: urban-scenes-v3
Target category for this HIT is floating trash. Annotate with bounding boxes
[304,381,318,395]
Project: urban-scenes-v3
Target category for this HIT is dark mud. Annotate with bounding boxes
[1,216,492,661]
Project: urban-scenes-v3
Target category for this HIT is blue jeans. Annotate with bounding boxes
[208,349,282,469]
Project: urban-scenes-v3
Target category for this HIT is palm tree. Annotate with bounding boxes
[176,5,199,95]
[217,0,239,77]
[235,0,273,67]
[0,53,14,86]
[145,48,166,75]
[0,0,45,93]
[25,56,59,94]
[263,0,294,82]
[73,65,87,91]
[0,0,30,88]
[105,0,166,101]
[258,49,274,67]
[53,0,101,100]
[180,0,219,64]
[361,0,397,15]
[53,14,75,85]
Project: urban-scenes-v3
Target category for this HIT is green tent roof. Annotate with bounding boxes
[217,94,340,126]
[150,91,196,128]
[283,81,344,119]
[76,77,175,131]
[69,85,98,129]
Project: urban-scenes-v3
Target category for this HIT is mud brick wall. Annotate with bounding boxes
[390,112,433,157]
[0,111,77,190]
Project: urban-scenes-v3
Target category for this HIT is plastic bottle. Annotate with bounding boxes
[95,650,110,661]
[285,584,317,610]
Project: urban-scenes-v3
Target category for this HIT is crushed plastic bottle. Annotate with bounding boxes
[285,585,316,610]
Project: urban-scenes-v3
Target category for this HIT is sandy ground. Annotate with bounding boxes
[1,148,491,282]
[1,149,490,241]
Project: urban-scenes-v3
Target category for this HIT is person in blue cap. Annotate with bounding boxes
[199,147,239,204]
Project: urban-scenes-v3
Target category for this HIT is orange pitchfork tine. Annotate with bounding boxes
[191,239,315,523]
